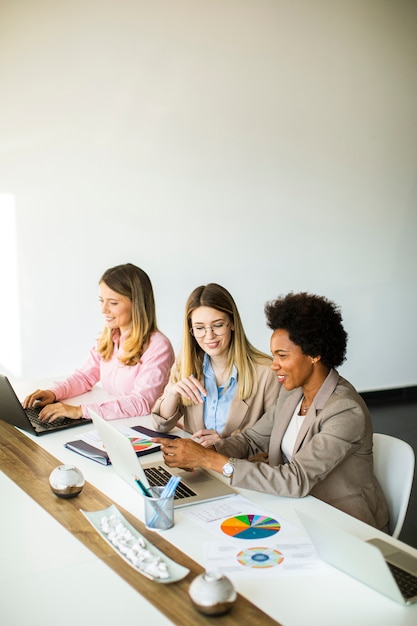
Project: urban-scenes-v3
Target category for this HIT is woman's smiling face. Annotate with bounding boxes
[190,306,234,358]
[270,328,315,391]
[99,281,132,334]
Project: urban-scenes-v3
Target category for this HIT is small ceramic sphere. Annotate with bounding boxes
[189,571,237,616]
[49,464,85,498]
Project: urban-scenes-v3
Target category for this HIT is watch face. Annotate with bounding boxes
[223,462,234,477]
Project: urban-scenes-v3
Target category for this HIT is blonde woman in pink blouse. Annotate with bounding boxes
[23,263,174,422]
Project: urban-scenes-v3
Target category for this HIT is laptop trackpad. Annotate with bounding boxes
[176,468,212,484]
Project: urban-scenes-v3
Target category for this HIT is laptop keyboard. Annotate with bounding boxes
[144,465,197,499]
[26,407,75,429]
[387,562,417,599]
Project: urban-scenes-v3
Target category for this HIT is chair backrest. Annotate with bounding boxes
[372,433,415,538]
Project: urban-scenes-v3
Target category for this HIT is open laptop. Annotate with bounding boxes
[0,374,91,436]
[297,509,417,605]
[89,410,236,508]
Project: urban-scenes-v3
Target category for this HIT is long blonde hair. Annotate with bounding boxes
[97,263,158,366]
[173,283,271,402]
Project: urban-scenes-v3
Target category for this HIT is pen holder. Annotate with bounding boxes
[144,486,174,531]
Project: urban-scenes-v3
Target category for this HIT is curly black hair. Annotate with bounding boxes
[264,292,348,369]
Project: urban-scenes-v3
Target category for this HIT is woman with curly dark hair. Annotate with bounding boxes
[153,292,389,531]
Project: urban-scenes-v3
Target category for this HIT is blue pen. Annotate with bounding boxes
[135,475,177,528]
[148,476,181,528]
[160,475,181,499]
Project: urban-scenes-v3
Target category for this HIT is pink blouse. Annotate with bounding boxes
[49,331,174,420]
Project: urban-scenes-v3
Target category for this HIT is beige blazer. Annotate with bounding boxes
[215,369,389,531]
[151,360,280,437]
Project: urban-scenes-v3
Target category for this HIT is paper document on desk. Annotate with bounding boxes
[182,495,327,577]
[204,538,325,577]
[182,495,299,536]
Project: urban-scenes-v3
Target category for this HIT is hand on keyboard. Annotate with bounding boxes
[34,401,83,423]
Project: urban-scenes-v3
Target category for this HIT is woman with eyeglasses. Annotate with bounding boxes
[153,292,389,531]
[23,263,175,422]
[152,283,280,446]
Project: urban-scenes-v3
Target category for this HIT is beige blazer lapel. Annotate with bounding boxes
[185,403,205,432]
[268,391,303,465]
[184,397,251,436]
[221,396,249,436]
[293,369,340,452]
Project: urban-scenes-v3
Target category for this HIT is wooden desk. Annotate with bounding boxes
[2,384,417,626]
[0,470,175,626]
[0,420,279,625]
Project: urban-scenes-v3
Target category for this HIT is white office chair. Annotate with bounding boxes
[373,433,415,538]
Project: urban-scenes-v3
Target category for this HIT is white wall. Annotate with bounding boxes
[1,0,416,392]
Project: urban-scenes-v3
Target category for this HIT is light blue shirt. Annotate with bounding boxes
[202,353,237,434]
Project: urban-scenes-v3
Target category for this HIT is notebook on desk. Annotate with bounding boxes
[297,510,417,605]
[0,374,91,436]
[65,425,177,465]
[90,410,236,508]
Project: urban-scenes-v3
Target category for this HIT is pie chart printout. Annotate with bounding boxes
[237,547,284,568]
[129,437,154,453]
[220,514,281,540]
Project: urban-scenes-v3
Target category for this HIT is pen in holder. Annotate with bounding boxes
[136,476,180,531]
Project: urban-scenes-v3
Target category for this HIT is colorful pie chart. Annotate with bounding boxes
[237,547,284,568]
[220,514,281,540]
[129,437,154,453]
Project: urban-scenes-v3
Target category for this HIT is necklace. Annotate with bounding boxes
[301,396,311,414]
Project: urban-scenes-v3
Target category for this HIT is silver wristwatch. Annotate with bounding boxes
[222,458,235,478]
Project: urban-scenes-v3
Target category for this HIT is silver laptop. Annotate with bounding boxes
[297,510,417,605]
[0,374,91,436]
[89,410,236,508]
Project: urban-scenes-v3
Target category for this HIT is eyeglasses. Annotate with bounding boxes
[190,321,231,338]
